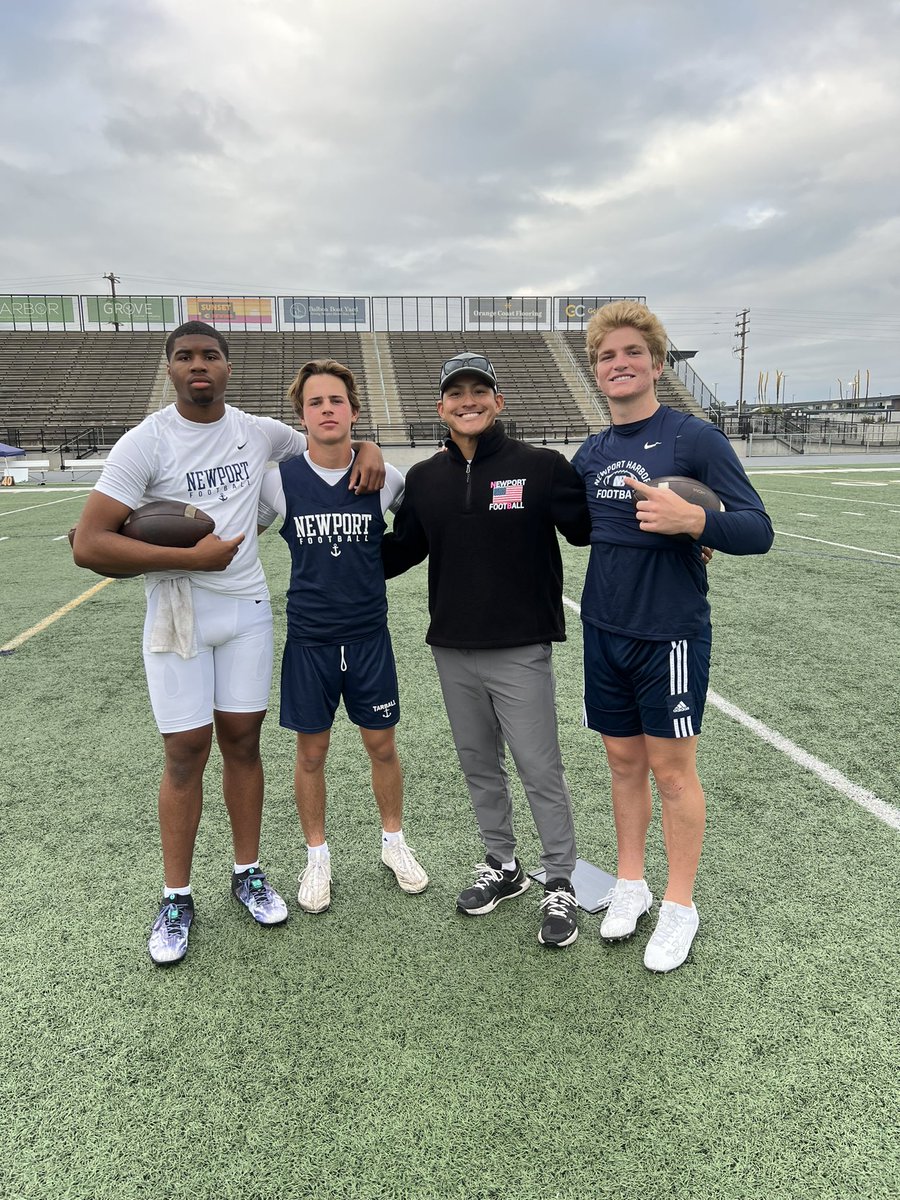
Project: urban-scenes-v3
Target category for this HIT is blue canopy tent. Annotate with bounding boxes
[0,443,25,457]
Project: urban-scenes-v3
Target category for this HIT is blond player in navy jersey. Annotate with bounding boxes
[259,359,428,914]
[572,302,773,972]
[74,323,385,966]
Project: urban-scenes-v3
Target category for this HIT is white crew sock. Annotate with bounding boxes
[382,829,403,845]
[308,841,330,862]
[233,860,260,875]
[163,884,191,898]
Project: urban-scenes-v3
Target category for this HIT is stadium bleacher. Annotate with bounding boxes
[1,322,713,453]
[224,332,370,426]
[388,331,596,439]
[0,331,164,450]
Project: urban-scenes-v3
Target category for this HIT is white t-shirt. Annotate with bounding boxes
[94,404,307,599]
[259,452,404,520]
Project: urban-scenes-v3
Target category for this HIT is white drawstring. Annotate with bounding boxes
[340,645,347,672]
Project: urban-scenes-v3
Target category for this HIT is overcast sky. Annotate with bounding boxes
[2,0,899,404]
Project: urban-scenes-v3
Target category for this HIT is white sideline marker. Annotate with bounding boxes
[707,690,900,832]
[561,595,899,832]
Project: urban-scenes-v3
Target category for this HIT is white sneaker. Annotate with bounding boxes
[297,856,331,913]
[381,835,429,894]
[643,900,699,973]
[599,878,654,941]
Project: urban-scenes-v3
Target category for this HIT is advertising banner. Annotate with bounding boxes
[186,296,274,326]
[0,295,77,327]
[84,295,177,326]
[281,296,368,326]
[465,296,550,328]
[555,297,646,326]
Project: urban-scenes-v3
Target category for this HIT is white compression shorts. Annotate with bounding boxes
[142,584,274,734]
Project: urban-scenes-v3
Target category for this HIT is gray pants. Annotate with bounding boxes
[431,644,577,881]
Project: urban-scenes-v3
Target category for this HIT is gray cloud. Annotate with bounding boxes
[1,0,899,400]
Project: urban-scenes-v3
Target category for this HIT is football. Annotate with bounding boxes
[68,501,215,579]
[121,500,216,546]
[633,476,725,513]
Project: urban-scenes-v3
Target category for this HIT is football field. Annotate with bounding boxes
[1,463,898,1200]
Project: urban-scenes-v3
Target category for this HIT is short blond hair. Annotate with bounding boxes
[287,359,361,419]
[585,301,668,370]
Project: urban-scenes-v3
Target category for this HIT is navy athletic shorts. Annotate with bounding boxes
[280,627,400,734]
[582,622,711,740]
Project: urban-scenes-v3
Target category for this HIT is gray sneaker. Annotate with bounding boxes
[231,867,288,926]
[148,894,195,966]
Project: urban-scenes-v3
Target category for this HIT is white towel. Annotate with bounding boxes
[148,577,198,659]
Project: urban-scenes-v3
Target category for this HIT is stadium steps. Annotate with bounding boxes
[543,331,610,425]
[149,350,172,413]
[359,333,403,427]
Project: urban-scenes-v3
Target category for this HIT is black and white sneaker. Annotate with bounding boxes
[538,879,579,948]
[231,866,288,925]
[148,893,195,966]
[456,855,531,915]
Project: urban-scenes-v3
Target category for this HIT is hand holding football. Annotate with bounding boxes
[625,475,724,541]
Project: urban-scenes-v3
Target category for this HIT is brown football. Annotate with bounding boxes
[637,476,725,513]
[120,500,216,547]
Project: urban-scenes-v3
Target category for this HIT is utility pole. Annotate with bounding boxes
[103,270,121,331]
[734,309,749,420]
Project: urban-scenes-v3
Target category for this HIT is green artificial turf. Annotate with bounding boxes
[1,476,897,1200]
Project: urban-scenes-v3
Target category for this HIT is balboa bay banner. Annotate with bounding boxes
[281,296,368,326]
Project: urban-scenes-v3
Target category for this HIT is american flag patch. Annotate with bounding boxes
[491,483,523,507]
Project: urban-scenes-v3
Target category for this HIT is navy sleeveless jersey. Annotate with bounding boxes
[277,455,387,646]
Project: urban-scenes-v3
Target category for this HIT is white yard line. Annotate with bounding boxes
[747,466,900,476]
[0,494,86,518]
[773,530,900,559]
[561,594,899,831]
[757,489,898,507]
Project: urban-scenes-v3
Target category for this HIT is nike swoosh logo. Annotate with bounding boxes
[644,441,661,449]
[237,442,248,450]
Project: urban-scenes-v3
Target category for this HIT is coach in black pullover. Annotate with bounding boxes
[382,421,590,647]
[381,352,591,950]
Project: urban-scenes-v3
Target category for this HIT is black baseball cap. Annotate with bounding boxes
[439,352,499,394]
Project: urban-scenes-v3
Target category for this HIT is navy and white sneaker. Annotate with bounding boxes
[148,893,195,966]
[231,867,288,926]
[456,855,531,915]
[538,879,579,948]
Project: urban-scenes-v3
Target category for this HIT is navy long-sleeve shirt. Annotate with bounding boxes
[571,406,773,639]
